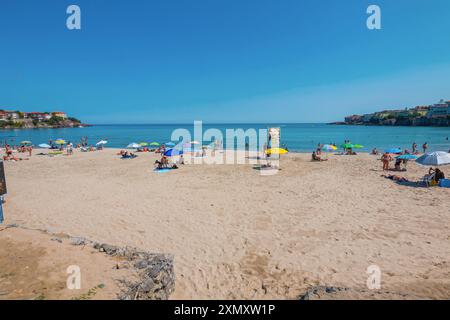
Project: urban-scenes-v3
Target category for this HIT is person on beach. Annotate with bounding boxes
[5,145,12,158]
[67,142,73,155]
[428,168,445,184]
[28,145,32,157]
[371,148,379,155]
[381,152,392,171]
[422,142,428,153]
[412,143,418,154]
[312,151,327,161]
[381,174,410,183]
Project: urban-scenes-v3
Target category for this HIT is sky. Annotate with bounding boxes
[1,0,450,124]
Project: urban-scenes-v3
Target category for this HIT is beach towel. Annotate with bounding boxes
[154,168,172,173]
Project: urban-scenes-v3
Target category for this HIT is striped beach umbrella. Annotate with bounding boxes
[164,149,183,157]
[322,144,337,151]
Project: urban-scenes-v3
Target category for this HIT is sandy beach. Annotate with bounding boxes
[2,148,450,299]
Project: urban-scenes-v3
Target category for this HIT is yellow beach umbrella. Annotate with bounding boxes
[265,148,288,155]
[55,139,66,145]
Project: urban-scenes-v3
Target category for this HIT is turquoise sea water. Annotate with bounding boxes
[1,124,449,153]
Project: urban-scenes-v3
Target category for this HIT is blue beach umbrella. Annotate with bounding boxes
[385,148,402,154]
[396,154,418,160]
[165,142,176,147]
[164,149,183,157]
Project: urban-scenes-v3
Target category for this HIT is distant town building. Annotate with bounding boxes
[52,111,68,119]
[27,112,52,121]
[427,100,449,119]
[6,111,19,120]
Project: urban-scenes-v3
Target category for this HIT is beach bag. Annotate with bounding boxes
[439,179,450,188]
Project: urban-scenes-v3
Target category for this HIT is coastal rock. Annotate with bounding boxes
[119,253,175,300]
[299,286,348,300]
[101,244,119,255]
[70,237,88,246]
[298,286,425,300]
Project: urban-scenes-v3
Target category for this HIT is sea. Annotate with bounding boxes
[1,123,449,153]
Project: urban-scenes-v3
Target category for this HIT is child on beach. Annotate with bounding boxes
[381,152,392,171]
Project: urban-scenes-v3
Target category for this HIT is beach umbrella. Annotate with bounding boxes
[164,149,183,157]
[396,154,418,160]
[165,142,176,147]
[96,140,108,146]
[20,140,32,145]
[385,148,402,154]
[340,143,354,149]
[126,142,140,149]
[322,144,337,151]
[55,139,66,145]
[415,152,450,166]
[38,143,51,149]
[265,148,288,155]
[150,142,160,146]
[139,142,149,147]
[353,144,364,149]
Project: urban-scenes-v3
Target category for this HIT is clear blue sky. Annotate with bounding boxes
[1,0,450,123]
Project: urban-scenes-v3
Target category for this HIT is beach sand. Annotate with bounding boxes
[0,226,137,300]
[2,148,450,299]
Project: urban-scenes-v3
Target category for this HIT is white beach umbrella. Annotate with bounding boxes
[126,142,140,149]
[96,140,108,146]
[415,151,450,166]
[38,143,51,149]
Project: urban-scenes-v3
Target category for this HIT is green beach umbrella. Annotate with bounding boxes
[150,142,160,146]
[340,143,354,149]
[353,144,364,149]
[139,142,149,147]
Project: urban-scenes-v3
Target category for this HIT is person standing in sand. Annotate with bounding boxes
[422,142,428,154]
[412,142,417,154]
[381,152,392,171]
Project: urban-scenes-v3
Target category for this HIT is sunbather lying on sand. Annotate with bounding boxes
[381,174,410,183]
[121,152,137,159]
[3,155,26,161]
